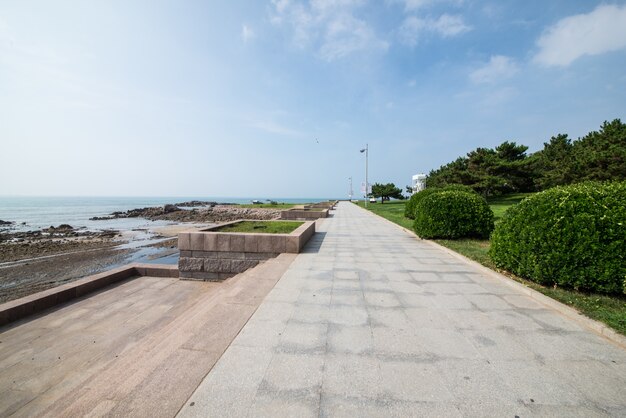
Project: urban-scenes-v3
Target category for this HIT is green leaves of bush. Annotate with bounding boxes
[489,182,626,294]
[413,190,494,239]
[405,184,476,219]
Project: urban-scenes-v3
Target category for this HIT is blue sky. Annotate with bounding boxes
[1,0,625,198]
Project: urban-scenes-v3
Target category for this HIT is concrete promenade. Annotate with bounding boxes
[180,201,626,417]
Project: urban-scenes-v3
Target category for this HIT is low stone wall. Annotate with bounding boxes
[309,201,337,209]
[178,220,315,281]
[280,208,329,220]
[0,264,178,326]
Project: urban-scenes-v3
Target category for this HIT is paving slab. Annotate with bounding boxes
[180,202,626,417]
[0,254,296,417]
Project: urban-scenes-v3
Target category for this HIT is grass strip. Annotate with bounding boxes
[213,220,303,234]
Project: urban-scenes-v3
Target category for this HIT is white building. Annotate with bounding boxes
[411,173,427,194]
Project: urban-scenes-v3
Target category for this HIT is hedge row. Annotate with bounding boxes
[413,190,494,239]
[404,184,477,219]
[490,181,626,294]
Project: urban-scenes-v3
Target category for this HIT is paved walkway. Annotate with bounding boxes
[180,202,626,418]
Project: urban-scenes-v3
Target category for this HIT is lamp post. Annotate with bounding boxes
[360,144,368,207]
[348,177,353,201]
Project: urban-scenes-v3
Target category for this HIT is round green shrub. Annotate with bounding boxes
[404,184,477,219]
[489,181,626,294]
[413,191,494,239]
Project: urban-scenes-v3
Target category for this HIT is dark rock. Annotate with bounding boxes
[174,201,217,207]
[89,216,114,221]
[0,220,13,226]
[163,204,179,213]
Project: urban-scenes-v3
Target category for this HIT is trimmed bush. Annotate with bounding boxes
[413,191,494,239]
[404,184,477,219]
[489,182,626,294]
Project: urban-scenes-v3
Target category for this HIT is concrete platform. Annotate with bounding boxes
[179,202,626,418]
[0,254,296,417]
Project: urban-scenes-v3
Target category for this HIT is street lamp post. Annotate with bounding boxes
[360,144,368,207]
[348,177,353,200]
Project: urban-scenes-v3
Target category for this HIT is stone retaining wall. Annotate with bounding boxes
[178,220,315,281]
[308,201,337,209]
[280,208,329,220]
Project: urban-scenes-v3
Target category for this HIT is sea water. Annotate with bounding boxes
[0,196,334,232]
[0,196,335,265]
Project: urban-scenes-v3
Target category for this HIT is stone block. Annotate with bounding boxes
[230,234,245,251]
[269,236,286,253]
[286,236,299,253]
[205,258,232,273]
[230,259,259,273]
[217,234,231,252]
[244,235,258,252]
[190,233,204,251]
[217,251,245,260]
[178,233,191,251]
[245,252,279,260]
[203,233,217,251]
[179,250,192,258]
[257,236,273,253]
[178,257,204,272]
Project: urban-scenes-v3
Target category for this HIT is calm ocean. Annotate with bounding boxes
[0,196,334,232]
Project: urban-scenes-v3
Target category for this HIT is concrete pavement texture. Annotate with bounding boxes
[179,202,626,418]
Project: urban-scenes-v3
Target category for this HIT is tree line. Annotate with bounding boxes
[425,119,626,197]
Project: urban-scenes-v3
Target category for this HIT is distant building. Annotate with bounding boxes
[411,173,426,194]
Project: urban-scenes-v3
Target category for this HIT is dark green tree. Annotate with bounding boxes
[573,119,626,182]
[533,134,575,189]
[370,183,403,203]
[427,141,536,197]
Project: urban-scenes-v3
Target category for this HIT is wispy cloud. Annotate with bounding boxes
[270,0,387,60]
[241,24,256,43]
[252,120,304,137]
[389,0,465,12]
[399,13,470,46]
[470,55,519,84]
[534,4,626,67]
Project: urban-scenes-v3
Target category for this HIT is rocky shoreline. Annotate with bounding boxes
[0,203,285,304]
[89,204,282,223]
[0,224,121,263]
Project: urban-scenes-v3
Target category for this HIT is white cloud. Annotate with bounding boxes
[399,14,470,46]
[534,4,626,67]
[319,13,388,60]
[270,0,387,60]
[241,24,256,43]
[470,55,519,84]
[388,0,464,11]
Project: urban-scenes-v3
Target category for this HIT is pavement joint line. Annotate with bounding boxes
[352,202,626,350]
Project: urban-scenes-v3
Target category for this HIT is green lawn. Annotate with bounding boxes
[354,196,626,335]
[238,203,299,209]
[354,200,413,230]
[487,193,533,223]
[213,220,303,234]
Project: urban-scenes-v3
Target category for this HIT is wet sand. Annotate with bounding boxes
[0,224,205,304]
